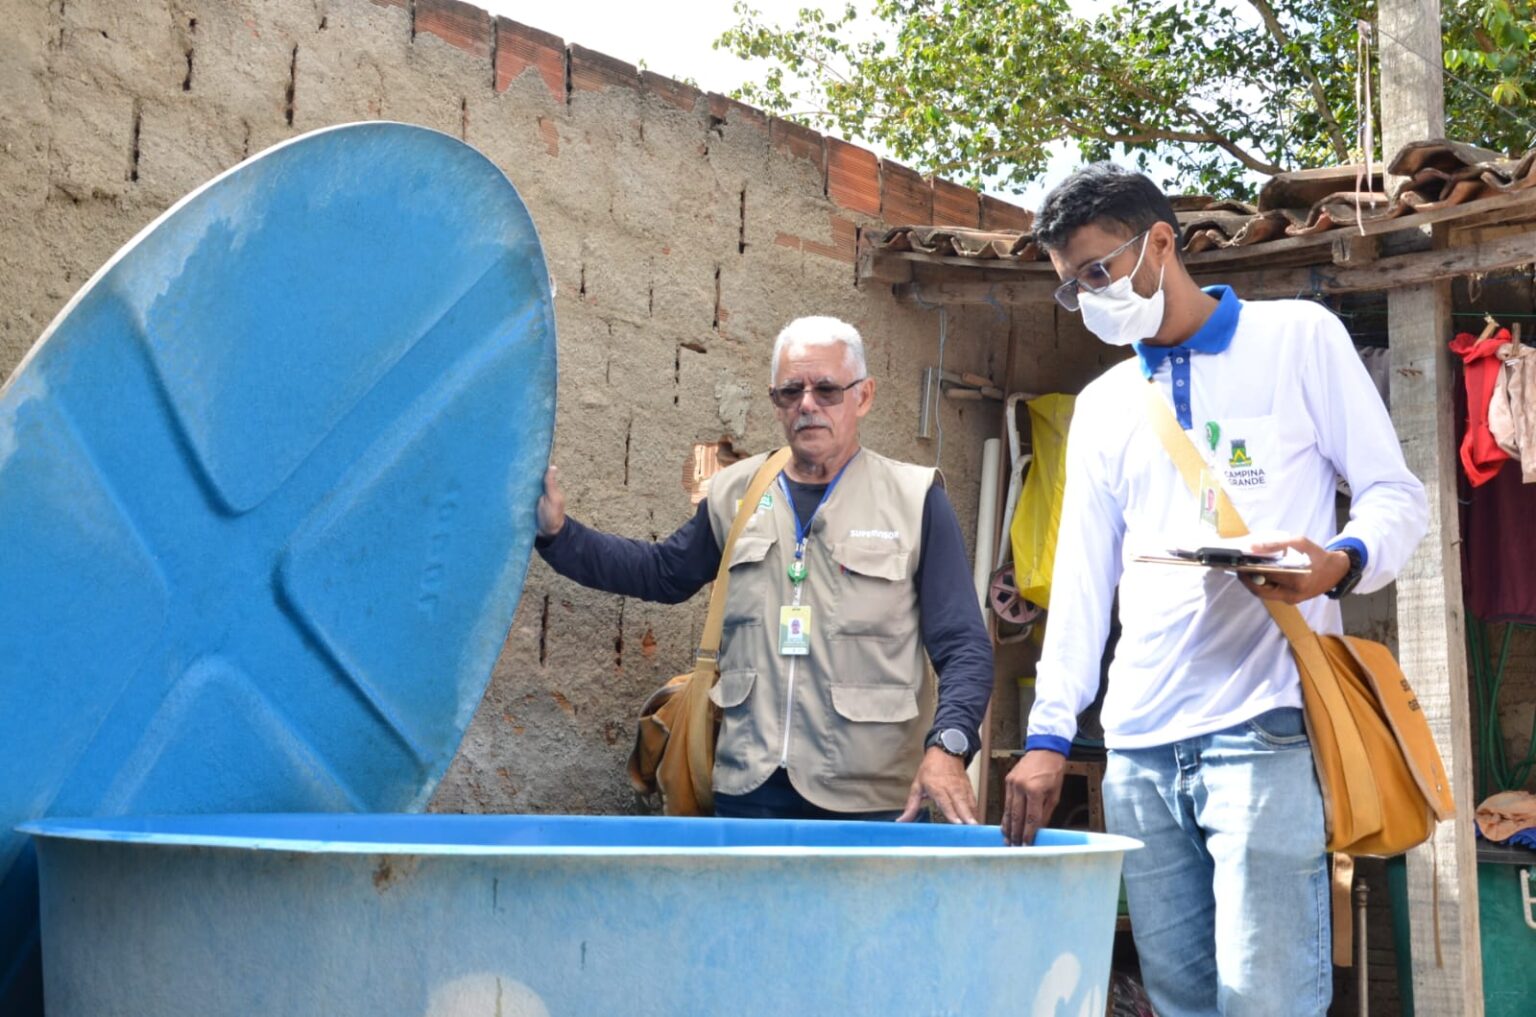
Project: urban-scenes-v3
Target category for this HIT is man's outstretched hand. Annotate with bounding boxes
[537,466,566,538]
[1002,749,1065,846]
[897,747,979,824]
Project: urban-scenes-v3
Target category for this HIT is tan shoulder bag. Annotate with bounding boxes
[626,448,792,816]
[1142,384,1454,857]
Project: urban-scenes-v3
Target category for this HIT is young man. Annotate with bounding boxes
[1004,164,1427,1016]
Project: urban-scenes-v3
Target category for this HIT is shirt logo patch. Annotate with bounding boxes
[1224,438,1268,488]
[848,529,899,540]
[758,492,774,511]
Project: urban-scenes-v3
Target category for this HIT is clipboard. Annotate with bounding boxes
[1134,546,1312,577]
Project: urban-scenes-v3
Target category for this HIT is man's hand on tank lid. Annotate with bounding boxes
[537,465,567,539]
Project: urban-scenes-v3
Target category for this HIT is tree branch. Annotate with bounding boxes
[1244,0,1350,160]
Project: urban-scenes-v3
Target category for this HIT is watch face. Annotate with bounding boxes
[939,729,969,755]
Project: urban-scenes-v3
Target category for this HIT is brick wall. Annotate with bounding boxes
[0,0,1052,814]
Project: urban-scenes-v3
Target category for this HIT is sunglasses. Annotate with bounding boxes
[768,377,866,409]
[1052,231,1148,311]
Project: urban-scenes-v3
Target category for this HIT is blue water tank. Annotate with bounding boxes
[0,123,557,1012]
[23,814,1138,1016]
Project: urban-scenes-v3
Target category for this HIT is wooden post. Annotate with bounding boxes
[1377,2,1485,1012]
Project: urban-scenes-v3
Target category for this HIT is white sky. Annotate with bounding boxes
[482,0,1161,207]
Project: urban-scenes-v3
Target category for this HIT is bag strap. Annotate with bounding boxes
[1140,383,1382,834]
[695,447,794,667]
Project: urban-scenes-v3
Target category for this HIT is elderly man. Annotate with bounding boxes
[535,315,993,822]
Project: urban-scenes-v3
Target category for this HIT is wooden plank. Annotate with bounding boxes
[1183,229,1340,267]
[1224,230,1536,298]
[895,279,1059,306]
[897,229,1536,305]
[857,241,912,284]
[1362,187,1536,236]
[1379,1,1484,1014]
[1332,233,1381,266]
[1450,221,1536,248]
[864,188,1536,281]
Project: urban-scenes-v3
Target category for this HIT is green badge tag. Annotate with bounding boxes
[787,560,808,584]
[1205,420,1221,453]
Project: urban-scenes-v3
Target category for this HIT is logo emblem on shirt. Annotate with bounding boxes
[1228,439,1253,468]
[758,492,774,511]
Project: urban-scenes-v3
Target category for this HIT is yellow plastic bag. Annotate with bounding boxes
[1008,393,1075,609]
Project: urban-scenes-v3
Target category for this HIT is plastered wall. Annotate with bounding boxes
[0,0,1058,813]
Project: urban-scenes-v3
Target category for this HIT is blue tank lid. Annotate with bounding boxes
[0,122,556,1011]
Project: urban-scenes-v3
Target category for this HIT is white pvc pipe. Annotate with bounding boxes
[966,438,1002,799]
[972,438,1002,609]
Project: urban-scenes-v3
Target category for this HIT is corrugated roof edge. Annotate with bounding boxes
[873,138,1536,263]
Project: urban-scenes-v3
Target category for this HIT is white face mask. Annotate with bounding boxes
[1078,234,1166,347]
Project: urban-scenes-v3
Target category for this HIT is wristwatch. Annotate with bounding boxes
[1326,545,1364,600]
[925,728,971,758]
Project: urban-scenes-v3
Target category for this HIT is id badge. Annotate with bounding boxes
[1198,467,1221,531]
[778,605,812,656]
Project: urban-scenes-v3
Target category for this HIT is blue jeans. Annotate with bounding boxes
[713,768,909,821]
[1103,707,1331,1017]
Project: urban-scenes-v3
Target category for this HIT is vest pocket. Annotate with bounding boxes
[829,684,920,723]
[708,668,756,709]
[831,541,914,637]
[832,541,910,581]
[728,534,776,568]
[724,534,777,624]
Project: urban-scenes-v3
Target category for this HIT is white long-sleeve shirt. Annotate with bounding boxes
[1027,287,1428,752]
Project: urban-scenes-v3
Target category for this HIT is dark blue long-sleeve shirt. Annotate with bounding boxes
[535,483,994,754]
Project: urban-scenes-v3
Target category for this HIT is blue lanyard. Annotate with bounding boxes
[779,452,859,557]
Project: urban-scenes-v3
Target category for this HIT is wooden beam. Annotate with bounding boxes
[1219,229,1536,298]
[862,188,1536,282]
[898,230,1536,305]
[894,279,1058,306]
[857,240,912,285]
[1379,2,1484,1014]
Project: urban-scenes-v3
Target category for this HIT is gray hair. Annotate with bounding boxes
[769,316,868,384]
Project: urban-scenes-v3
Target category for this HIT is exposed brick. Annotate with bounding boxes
[802,214,858,263]
[880,159,931,226]
[569,44,640,93]
[536,116,559,157]
[415,0,492,61]
[705,93,767,132]
[641,71,702,113]
[494,18,563,99]
[980,193,1036,233]
[826,138,880,216]
[770,118,825,174]
[931,178,981,228]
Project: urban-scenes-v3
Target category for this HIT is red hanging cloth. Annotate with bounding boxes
[1450,327,1513,486]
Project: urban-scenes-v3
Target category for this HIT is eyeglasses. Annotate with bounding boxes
[768,377,866,409]
[1052,231,1148,311]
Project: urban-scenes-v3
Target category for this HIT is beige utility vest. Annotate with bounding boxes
[705,448,938,812]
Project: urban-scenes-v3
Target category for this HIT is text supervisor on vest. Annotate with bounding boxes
[1007,164,1428,1017]
[535,316,994,822]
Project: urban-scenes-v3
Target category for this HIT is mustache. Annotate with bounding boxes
[793,414,830,432]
